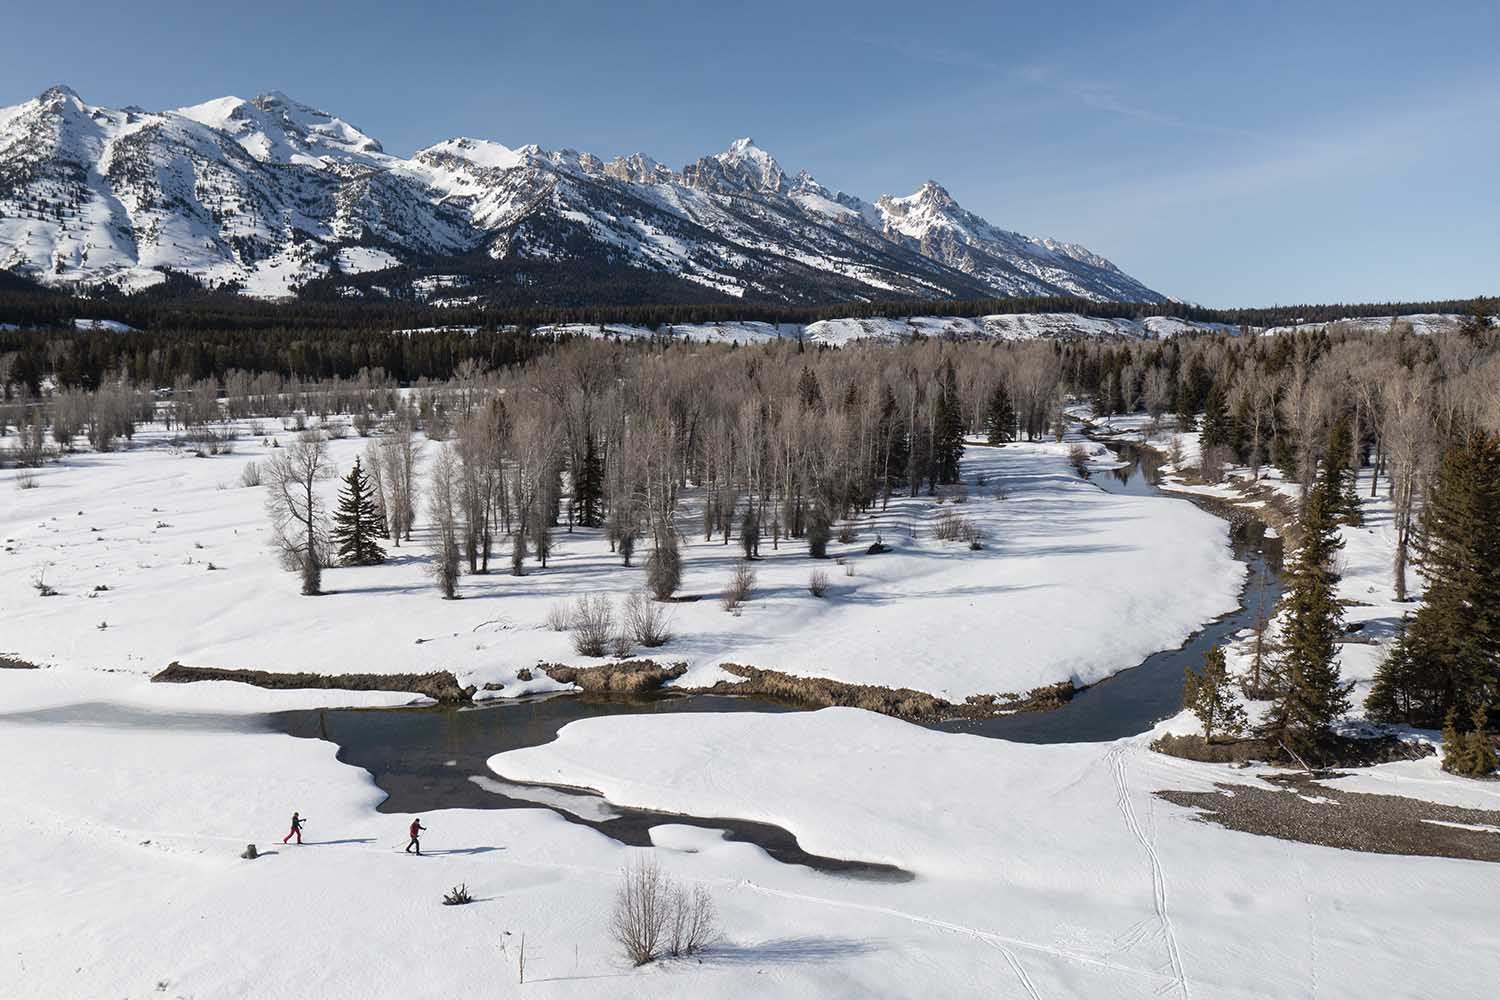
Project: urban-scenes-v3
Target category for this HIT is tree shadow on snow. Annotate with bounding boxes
[699,935,880,967]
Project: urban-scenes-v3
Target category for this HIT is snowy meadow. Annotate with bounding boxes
[4,329,1500,999]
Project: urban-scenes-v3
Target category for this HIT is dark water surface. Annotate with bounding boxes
[272,692,910,880]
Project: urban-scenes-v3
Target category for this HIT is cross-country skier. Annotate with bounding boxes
[405,818,426,855]
[283,811,305,845]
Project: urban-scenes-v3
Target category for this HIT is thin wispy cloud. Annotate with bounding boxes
[1061,76,1500,213]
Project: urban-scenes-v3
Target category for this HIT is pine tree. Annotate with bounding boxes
[984,383,1015,445]
[574,434,604,528]
[1260,487,1353,760]
[1182,644,1247,741]
[1368,431,1500,726]
[332,457,386,566]
[1322,415,1362,525]
[1199,384,1233,454]
[797,366,823,410]
[1173,380,1197,431]
[932,361,965,484]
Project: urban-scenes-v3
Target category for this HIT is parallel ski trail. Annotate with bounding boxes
[1108,744,1190,1000]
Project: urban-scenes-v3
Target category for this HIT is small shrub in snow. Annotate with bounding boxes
[666,883,719,957]
[610,631,634,658]
[31,568,57,597]
[1068,443,1090,477]
[610,858,718,966]
[611,857,667,966]
[570,594,614,657]
[808,569,830,597]
[1168,435,1185,467]
[934,510,975,543]
[721,560,756,613]
[543,601,572,632]
[624,591,673,647]
[442,883,473,906]
[14,469,37,490]
[836,523,857,544]
[239,460,262,488]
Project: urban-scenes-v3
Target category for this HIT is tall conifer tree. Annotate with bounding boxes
[333,457,387,566]
[1260,486,1352,758]
[1369,431,1500,725]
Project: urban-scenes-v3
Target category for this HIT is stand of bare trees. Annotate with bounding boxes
[6,317,1497,609]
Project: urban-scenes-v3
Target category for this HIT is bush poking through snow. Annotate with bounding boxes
[239,460,261,488]
[543,601,572,632]
[32,568,57,597]
[808,569,830,597]
[611,857,667,965]
[623,591,673,647]
[570,594,614,657]
[1168,435,1185,468]
[15,468,37,490]
[610,858,719,966]
[1068,443,1090,477]
[666,883,719,958]
[934,510,977,543]
[721,559,756,613]
[442,883,473,906]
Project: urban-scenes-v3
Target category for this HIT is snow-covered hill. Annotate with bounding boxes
[522,312,1238,344]
[0,86,1167,304]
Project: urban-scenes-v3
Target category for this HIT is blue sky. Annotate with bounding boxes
[4,0,1497,307]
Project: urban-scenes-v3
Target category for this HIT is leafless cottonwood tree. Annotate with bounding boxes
[428,444,462,598]
[265,431,334,595]
[610,857,718,966]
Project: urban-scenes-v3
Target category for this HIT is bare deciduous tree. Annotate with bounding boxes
[265,431,334,595]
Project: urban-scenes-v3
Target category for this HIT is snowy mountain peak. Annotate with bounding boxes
[416,136,522,172]
[38,84,83,106]
[915,179,955,205]
[603,151,671,184]
[682,136,787,194]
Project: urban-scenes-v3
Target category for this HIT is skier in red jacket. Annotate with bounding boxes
[405,818,426,855]
[282,811,305,845]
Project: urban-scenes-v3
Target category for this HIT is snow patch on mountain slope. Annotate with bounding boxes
[335,246,400,274]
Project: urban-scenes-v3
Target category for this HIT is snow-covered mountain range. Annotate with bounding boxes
[0,86,1167,305]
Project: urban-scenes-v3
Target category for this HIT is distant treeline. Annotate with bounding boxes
[0,267,1494,391]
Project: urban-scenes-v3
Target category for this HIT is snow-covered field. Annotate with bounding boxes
[3,666,1496,999]
[0,421,1241,700]
[6,412,1497,999]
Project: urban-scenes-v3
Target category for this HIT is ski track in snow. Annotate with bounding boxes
[1108,744,1190,1000]
[734,879,1192,995]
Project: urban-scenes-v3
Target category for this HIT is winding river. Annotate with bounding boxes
[261,441,1282,873]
